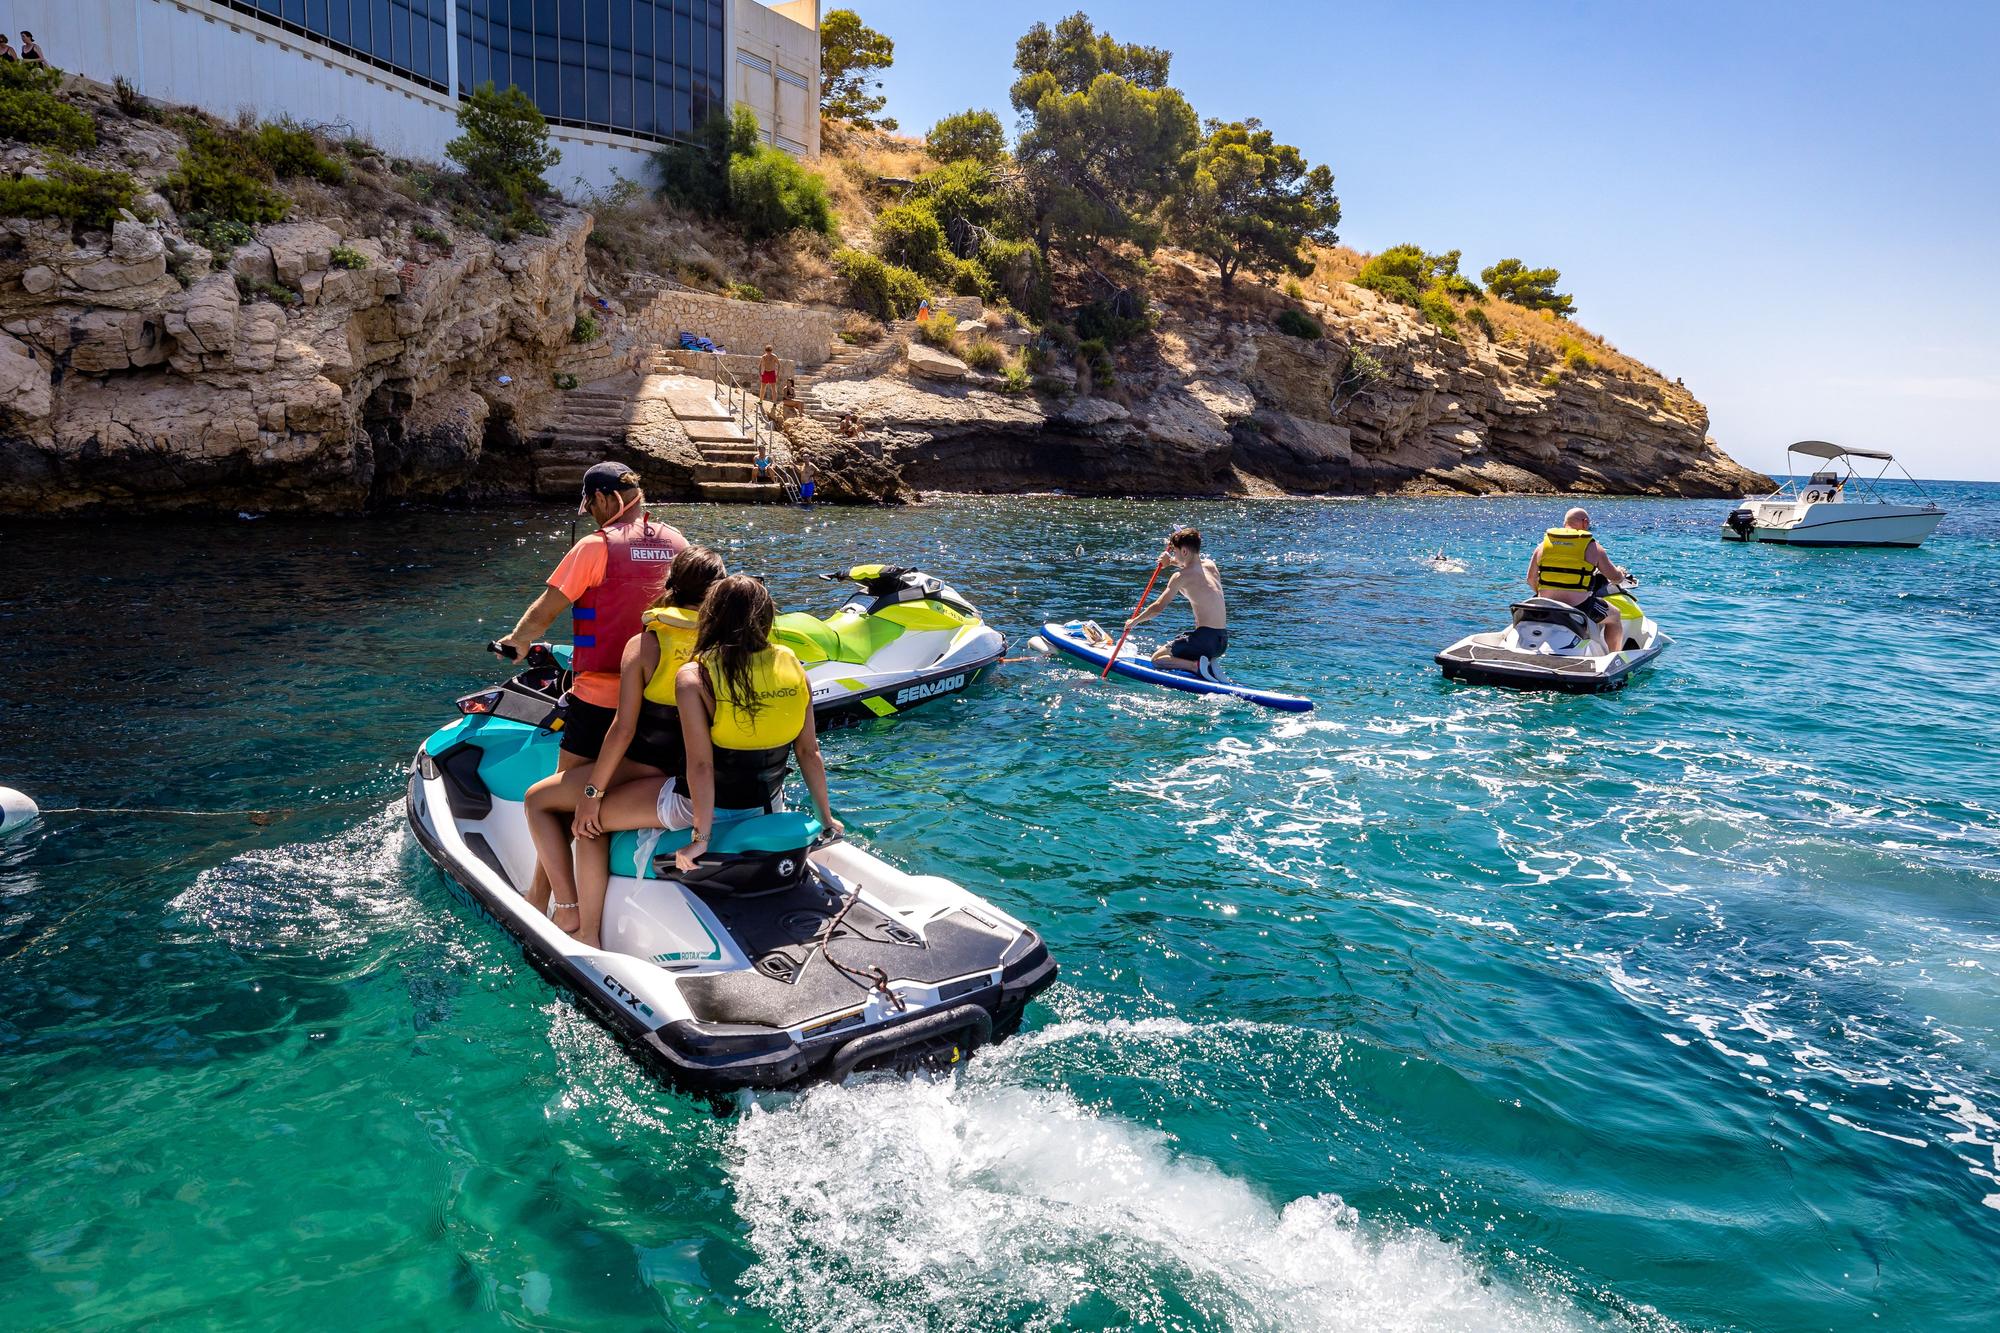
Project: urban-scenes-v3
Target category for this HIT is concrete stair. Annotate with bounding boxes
[527,362,798,505]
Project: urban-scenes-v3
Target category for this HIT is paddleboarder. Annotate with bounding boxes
[1125,527,1228,680]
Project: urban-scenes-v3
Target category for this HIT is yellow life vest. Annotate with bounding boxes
[707,645,809,749]
[703,645,810,811]
[641,605,701,704]
[1535,527,1596,592]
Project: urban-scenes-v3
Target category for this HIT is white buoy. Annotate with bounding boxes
[0,787,38,834]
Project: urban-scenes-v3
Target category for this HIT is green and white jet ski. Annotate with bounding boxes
[773,565,1006,728]
[405,644,1057,1096]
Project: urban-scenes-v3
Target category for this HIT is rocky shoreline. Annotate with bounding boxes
[0,206,1767,514]
[782,279,1769,506]
[0,74,1768,516]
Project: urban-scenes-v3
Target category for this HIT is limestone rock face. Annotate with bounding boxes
[0,208,594,513]
[906,343,970,381]
[785,274,1767,504]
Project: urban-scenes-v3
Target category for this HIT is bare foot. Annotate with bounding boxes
[577,934,601,950]
[553,903,581,934]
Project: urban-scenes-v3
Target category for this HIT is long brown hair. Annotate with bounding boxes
[695,574,776,722]
[657,545,726,610]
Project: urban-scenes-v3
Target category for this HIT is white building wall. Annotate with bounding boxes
[15,0,660,197]
[732,0,820,157]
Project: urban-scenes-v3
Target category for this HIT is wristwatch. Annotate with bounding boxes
[583,784,604,799]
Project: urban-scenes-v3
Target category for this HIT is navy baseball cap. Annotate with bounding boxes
[578,461,640,513]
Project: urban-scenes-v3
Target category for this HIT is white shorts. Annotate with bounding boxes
[655,779,782,830]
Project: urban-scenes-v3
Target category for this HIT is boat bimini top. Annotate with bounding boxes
[1769,441,1941,509]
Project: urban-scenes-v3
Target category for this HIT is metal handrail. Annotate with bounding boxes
[702,350,799,500]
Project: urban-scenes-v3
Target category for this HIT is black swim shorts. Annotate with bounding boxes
[1167,626,1229,660]
[556,695,616,759]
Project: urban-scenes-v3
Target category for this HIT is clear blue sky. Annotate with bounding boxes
[852,0,2000,482]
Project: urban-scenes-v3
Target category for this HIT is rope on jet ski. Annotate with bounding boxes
[815,882,906,1013]
[32,805,291,824]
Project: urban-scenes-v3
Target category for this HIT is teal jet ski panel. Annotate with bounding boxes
[427,714,557,803]
[610,812,825,879]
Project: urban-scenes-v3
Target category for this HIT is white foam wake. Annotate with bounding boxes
[726,1043,1631,1332]
[169,803,416,957]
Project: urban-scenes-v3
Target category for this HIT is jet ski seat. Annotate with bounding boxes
[610,813,825,894]
[773,610,904,665]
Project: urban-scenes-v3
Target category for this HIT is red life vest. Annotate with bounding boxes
[570,513,684,673]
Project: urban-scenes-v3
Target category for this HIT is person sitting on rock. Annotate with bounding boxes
[1526,507,1632,653]
[838,410,862,439]
[777,377,802,423]
[18,32,42,65]
[0,35,20,62]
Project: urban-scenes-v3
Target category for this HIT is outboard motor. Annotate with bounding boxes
[1725,507,1756,538]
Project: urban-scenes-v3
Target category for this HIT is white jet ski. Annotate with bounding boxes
[773,565,1006,727]
[1435,579,1669,693]
[405,645,1057,1096]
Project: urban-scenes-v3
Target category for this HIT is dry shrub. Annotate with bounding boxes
[1305,241,1656,380]
[960,336,1008,372]
[840,311,884,343]
[816,119,936,242]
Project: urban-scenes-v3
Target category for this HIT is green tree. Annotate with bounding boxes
[1481,257,1576,316]
[926,108,1006,165]
[447,82,559,204]
[820,9,896,129]
[909,160,1026,243]
[1355,243,1458,305]
[1009,11,1172,107]
[654,106,761,215]
[1010,15,1196,256]
[873,199,951,276]
[1167,118,1339,294]
[728,144,835,240]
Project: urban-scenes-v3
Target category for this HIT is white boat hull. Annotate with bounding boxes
[1721,503,1944,548]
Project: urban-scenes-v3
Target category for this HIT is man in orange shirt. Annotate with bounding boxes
[496,463,686,770]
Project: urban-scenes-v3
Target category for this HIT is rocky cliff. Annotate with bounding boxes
[787,265,1768,504]
[0,208,593,513]
[0,78,1763,514]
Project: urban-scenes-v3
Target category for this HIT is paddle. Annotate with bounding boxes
[1103,553,1169,678]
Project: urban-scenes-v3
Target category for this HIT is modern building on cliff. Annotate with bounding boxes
[18,0,821,195]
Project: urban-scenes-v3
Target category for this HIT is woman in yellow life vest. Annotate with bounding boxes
[526,546,726,946]
[671,575,841,870]
[1525,507,1632,652]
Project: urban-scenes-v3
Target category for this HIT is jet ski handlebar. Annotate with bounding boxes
[487,640,561,671]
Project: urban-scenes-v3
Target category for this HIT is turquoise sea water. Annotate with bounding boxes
[2,485,1997,1331]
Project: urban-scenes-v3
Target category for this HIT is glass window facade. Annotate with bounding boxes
[216,0,453,93]
[456,0,727,145]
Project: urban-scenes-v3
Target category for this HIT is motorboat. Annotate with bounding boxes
[1722,442,1944,547]
[773,565,1006,727]
[1436,579,1669,693]
[405,644,1057,1095]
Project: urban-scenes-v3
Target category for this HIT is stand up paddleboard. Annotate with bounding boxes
[1041,620,1313,713]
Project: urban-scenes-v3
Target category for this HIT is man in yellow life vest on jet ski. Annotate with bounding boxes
[1526,508,1633,653]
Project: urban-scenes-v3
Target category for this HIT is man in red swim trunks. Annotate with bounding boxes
[758,344,779,409]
